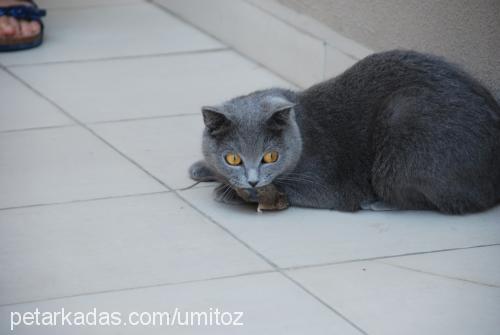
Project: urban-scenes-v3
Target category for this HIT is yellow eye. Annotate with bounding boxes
[225,152,242,166]
[262,151,279,164]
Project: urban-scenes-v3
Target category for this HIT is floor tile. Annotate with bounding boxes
[11,51,293,123]
[0,273,362,334]
[0,193,271,305]
[38,0,140,9]
[158,0,326,87]
[0,3,222,66]
[381,245,500,287]
[288,262,500,335]
[0,127,163,208]
[0,70,72,132]
[180,187,500,268]
[92,115,204,190]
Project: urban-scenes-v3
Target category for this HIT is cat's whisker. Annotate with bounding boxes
[220,184,233,202]
[282,172,315,181]
[278,174,317,182]
[276,175,329,190]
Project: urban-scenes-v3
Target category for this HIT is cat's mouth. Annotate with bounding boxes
[243,188,258,198]
[233,187,259,203]
[240,182,272,191]
[232,183,272,199]
[226,178,272,191]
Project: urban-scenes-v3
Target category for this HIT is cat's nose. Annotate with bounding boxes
[247,168,259,188]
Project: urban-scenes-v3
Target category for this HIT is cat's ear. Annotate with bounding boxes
[202,106,230,136]
[267,103,295,130]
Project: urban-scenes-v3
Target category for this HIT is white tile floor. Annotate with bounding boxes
[0,1,499,334]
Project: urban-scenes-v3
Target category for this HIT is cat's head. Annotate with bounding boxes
[201,89,302,189]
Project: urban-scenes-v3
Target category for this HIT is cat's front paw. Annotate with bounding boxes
[189,160,218,182]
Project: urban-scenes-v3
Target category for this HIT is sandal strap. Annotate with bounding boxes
[0,5,46,21]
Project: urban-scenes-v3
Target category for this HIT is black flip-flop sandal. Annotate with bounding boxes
[0,0,46,52]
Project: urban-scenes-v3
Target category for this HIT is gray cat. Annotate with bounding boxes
[189,50,500,214]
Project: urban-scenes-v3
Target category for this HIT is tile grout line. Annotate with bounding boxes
[0,112,200,135]
[282,243,500,272]
[0,123,77,135]
[0,270,277,308]
[279,270,368,334]
[0,66,71,123]
[0,191,171,212]
[0,185,215,212]
[88,112,199,125]
[5,47,230,68]
[281,273,367,334]
[377,261,500,288]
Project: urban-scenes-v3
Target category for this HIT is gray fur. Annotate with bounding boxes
[200,92,302,189]
[190,50,500,214]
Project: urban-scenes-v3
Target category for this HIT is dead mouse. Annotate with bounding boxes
[236,184,289,212]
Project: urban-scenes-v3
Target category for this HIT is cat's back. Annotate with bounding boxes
[299,49,500,123]
[343,50,473,85]
[327,50,488,97]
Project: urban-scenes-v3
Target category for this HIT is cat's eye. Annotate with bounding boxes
[262,151,279,164]
[225,152,242,166]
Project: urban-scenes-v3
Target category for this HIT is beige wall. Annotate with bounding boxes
[277,0,500,95]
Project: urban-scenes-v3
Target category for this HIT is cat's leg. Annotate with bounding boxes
[372,87,499,214]
[280,182,366,211]
[189,160,219,182]
[414,182,495,214]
